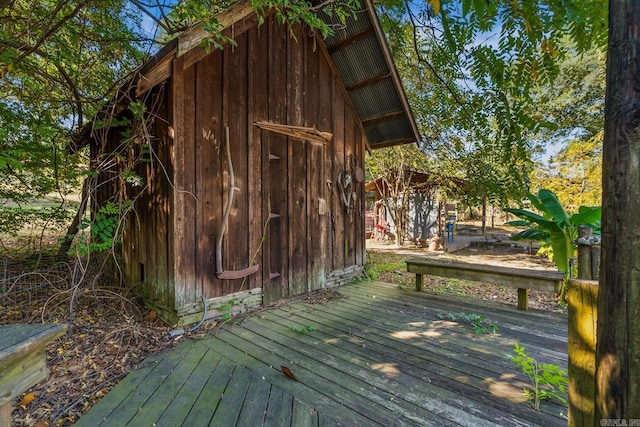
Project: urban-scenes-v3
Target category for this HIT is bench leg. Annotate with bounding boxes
[415,274,423,292]
[517,288,528,310]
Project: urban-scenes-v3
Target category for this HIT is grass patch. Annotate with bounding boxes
[364,251,414,287]
[366,251,483,296]
[432,278,476,296]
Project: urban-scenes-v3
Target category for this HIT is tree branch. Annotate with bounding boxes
[18,0,90,61]
[2,39,84,124]
[405,3,473,124]
[129,0,171,33]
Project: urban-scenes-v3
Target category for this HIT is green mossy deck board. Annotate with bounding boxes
[79,282,568,426]
[200,337,380,426]
[317,290,567,365]
[291,398,319,427]
[180,353,237,426]
[76,341,193,426]
[223,319,445,425]
[235,373,270,426]
[208,330,393,425]
[125,341,210,426]
[260,306,565,426]
[154,346,223,426]
[208,364,252,426]
[263,386,293,426]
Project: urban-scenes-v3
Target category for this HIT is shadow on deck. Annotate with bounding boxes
[77,281,568,426]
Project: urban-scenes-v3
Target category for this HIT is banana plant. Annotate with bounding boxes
[506,189,601,278]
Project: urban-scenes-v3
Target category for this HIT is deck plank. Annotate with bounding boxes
[180,353,237,426]
[208,364,252,426]
[78,281,570,426]
[125,341,210,426]
[260,307,564,426]
[76,340,193,426]
[223,320,455,426]
[291,398,319,427]
[206,330,395,425]
[347,281,566,338]
[235,373,270,426]
[263,386,293,426]
[341,282,568,360]
[334,289,567,364]
[200,334,381,426]
[279,288,567,421]
[233,315,492,426]
[154,347,223,426]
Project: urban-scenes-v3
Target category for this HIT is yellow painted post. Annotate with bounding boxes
[567,278,598,426]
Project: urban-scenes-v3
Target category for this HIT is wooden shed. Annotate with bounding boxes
[78,0,419,325]
[365,170,461,244]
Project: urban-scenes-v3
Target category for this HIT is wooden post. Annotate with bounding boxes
[590,244,601,280]
[415,273,423,292]
[517,288,528,310]
[568,225,600,425]
[567,277,598,426]
[577,226,593,280]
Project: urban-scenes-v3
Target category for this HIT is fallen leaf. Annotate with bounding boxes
[34,421,49,427]
[281,366,298,381]
[19,392,35,408]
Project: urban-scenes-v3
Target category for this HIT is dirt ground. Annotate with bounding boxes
[9,239,565,425]
[366,239,566,314]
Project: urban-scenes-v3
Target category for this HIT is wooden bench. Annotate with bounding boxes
[405,257,565,310]
[0,323,66,425]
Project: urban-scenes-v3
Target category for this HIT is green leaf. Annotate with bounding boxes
[569,206,602,228]
[461,0,472,16]
[527,192,546,214]
[506,208,554,229]
[547,224,571,274]
[511,228,548,241]
[506,219,530,227]
[538,189,570,224]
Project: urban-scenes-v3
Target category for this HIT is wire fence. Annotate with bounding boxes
[0,253,122,325]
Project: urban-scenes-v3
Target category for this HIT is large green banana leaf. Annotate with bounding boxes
[570,205,602,226]
[507,190,601,277]
[538,189,570,224]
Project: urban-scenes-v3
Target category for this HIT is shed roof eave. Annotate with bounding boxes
[363,0,420,148]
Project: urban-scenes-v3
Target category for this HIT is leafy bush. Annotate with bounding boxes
[507,189,601,276]
[74,201,132,255]
[507,342,568,410]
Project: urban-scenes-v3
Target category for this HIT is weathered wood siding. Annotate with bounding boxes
[169,16,365,311]
[91,86,175,315]
[100,16,366,322]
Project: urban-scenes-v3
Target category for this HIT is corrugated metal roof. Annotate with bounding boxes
[318,0,420,149]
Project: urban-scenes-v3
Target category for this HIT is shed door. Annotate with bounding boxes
[263,136,326,304]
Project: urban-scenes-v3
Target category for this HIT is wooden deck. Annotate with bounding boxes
[77,281,568,426]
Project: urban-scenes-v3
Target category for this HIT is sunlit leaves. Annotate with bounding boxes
[427,0,440,16]
[250,0,361,39]
[374,0,606,210]
[0,0,148,207]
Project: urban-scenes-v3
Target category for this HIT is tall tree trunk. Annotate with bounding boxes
[57,177,91,257]
[595,1,640,421]
[481,194,487,235]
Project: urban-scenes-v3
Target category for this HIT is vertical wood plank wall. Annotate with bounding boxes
[111,15,367,319]
[93,85,175,316]
[265,17,289,303]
